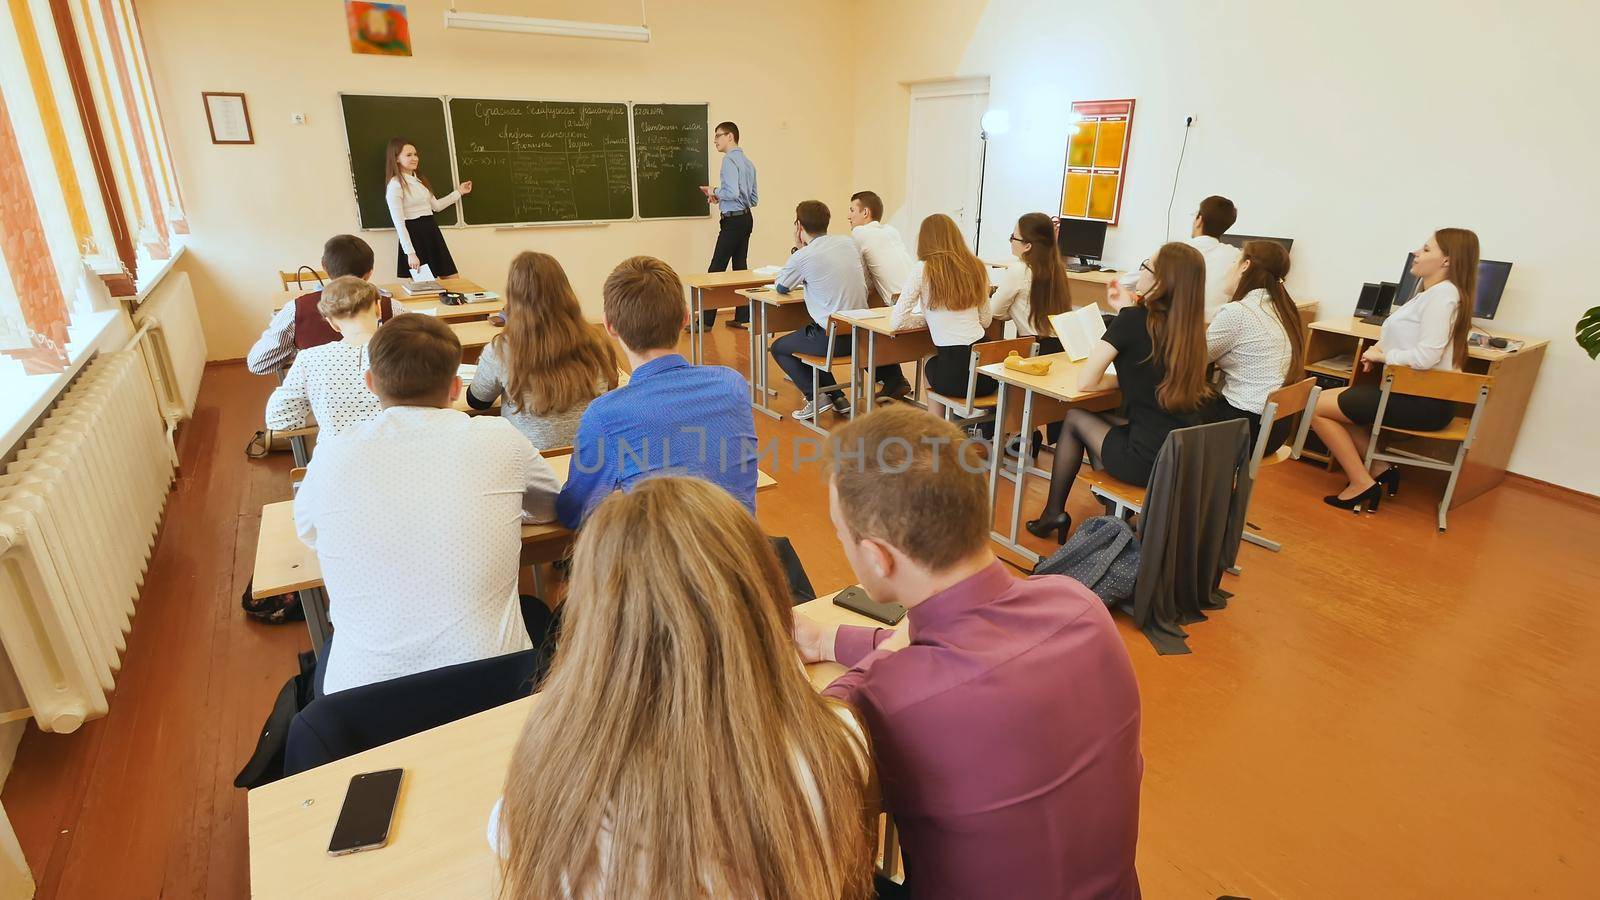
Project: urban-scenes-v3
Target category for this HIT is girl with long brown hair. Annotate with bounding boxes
[1310,228,1478,512]
[1204,240,1306,452]
[890,213,995,398]
[466,252,620,448]
[992,212,1072,352]
[384,136,471,279]
[1026,242,1213,542]
[492,477,876,900]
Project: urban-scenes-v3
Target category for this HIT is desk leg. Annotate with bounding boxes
[865,333,878,415]
[753,302,782,420]
[299,586,331,661]
[290,434,309,468]
[987,381,1008,518]
[847,325,860,421]
[991,389,1040,565]
[691,288,703,365]
[748,297,761,406]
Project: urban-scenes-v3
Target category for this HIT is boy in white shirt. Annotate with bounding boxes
[847,190,913,304]
[264,276,386,436]
[296,315,561,694]
[1185,195,1244,320]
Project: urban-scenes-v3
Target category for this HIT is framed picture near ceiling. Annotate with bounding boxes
[1059,99,1135,225]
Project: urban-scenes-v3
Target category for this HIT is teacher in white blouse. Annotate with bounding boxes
[384,137,471,279]
[1310,228,1479,512]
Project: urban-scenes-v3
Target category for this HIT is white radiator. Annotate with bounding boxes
[0,351,174,733]
[132,269,206,426]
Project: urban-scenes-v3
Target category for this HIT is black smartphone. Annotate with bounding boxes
[327,768,404,856]
[832,585,906,626]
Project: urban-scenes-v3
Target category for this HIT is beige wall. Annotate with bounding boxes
[852,0,1599,495]
[140,0,859,360]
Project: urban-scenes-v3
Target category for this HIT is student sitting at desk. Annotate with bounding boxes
[295,315,561,695]
[890,213,995,399]
[991,212,1072,354]
[494,477,874,899]
[263,277,387,436]
[1026,243,1213,543]
[848,189,914,303]
[246,234,405,374]
[1204,240,1306,451]
[557,256,758,527]
[467,252,621,448]
[1310,228,1477,512]
[769,200,910,420]
[794,408,1143,899]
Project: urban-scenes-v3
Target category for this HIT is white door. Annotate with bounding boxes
[904,79,988,248]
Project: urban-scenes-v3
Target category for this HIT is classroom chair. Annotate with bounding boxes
[279,267,328,292]
[1362,366,1493,533]
[1238,377,1321,553]
[925,337,1036,427]
[792,320,856,437]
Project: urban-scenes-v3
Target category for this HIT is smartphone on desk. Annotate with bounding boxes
[832,585,906,626]
[327,768,404,856]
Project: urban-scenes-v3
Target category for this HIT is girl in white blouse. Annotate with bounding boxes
[383,137,471,279]
[264,277,386,435]
[1310,228,1479,512]
[991,212,1072,352]
[1205,240,1305,452]
[892,213,995,398]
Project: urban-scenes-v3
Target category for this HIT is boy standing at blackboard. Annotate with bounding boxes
[698,122,759,329]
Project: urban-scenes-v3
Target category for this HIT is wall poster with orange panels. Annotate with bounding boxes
[1059,98,1135,225]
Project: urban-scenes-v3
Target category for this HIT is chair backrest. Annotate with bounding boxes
[1384,366,1493,404]
[279,267,328,292]
[945,337,1037,413]
[1250,377,1319,478]
[284,649,543,775]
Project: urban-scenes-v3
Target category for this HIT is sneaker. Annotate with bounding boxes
[792,399,819,420]
[829,394,852,416]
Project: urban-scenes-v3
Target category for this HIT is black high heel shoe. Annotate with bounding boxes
[1374,467,1401,497]
[1025,512,1072,544]
[1323,483,1382,514]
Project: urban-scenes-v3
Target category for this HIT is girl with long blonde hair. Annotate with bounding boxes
[494,477,876,900]
[1027,242,1213,543]
[889,213,995,399]
[466,252,620,448]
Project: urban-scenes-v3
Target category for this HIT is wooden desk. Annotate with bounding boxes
[272,277,497,322]
[253,458,779,656]
[737,286,811,419]
[1305,317,1547,508]
[1066,269,1119,311]
[831,309,1006,415]
[683,270,774,364]
[980,352,1123,564]
[247,593,898,897]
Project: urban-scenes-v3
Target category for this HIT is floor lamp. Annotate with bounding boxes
[975,110,1010,256]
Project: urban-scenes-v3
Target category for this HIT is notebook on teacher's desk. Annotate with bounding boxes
[1048,306,1107,361]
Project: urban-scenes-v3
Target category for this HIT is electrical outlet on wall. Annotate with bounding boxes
[291,113,307,125]
[1185,114,1195,127]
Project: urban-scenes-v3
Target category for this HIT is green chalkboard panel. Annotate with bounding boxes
[632,104,711,219]
[339,94,456,230]
[448,98,633,224]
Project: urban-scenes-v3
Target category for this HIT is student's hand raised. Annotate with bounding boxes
[458,181,473,195]
[792,613,836,664]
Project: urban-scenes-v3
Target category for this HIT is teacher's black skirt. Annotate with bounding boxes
[397,214,458,279]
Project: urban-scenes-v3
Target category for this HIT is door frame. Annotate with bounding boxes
[904,76,989,243]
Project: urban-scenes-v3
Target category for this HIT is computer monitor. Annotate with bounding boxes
[1354,283,1381,318]
[1057,218,1107,267]
[1218,233,1294,253]
[1394,253,1513,319]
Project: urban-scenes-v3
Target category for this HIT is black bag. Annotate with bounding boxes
[234,650,317,789]
[1032,515,1140,610]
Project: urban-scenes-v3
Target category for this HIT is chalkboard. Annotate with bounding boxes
[338,94,457,229]
[632,104,712,220]
[448,98,634,224]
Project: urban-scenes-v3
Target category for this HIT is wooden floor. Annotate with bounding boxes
[5,321,1599,898]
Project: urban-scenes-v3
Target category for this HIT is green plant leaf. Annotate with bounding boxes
[1580,305,1600,360]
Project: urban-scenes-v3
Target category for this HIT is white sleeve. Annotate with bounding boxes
[977,271,994,329]
[1206,304,1241,363]
[521,449,562,525]
[890,267,927,331]
[1385,294,1457,369]
[386,178,416,255]
[430,189,461,213]
[246,303,299,375]
[264,358,312,430]
[990,262,1025,320]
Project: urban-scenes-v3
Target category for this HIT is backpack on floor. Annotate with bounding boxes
[1032,515,1140,610]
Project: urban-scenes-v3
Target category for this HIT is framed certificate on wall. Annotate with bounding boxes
[202,92,253,145]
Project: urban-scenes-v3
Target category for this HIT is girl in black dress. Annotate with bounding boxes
[383,137,470,279]
[1026,242,1214,543]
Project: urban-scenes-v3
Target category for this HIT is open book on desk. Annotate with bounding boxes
[1047,306,1107,361]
